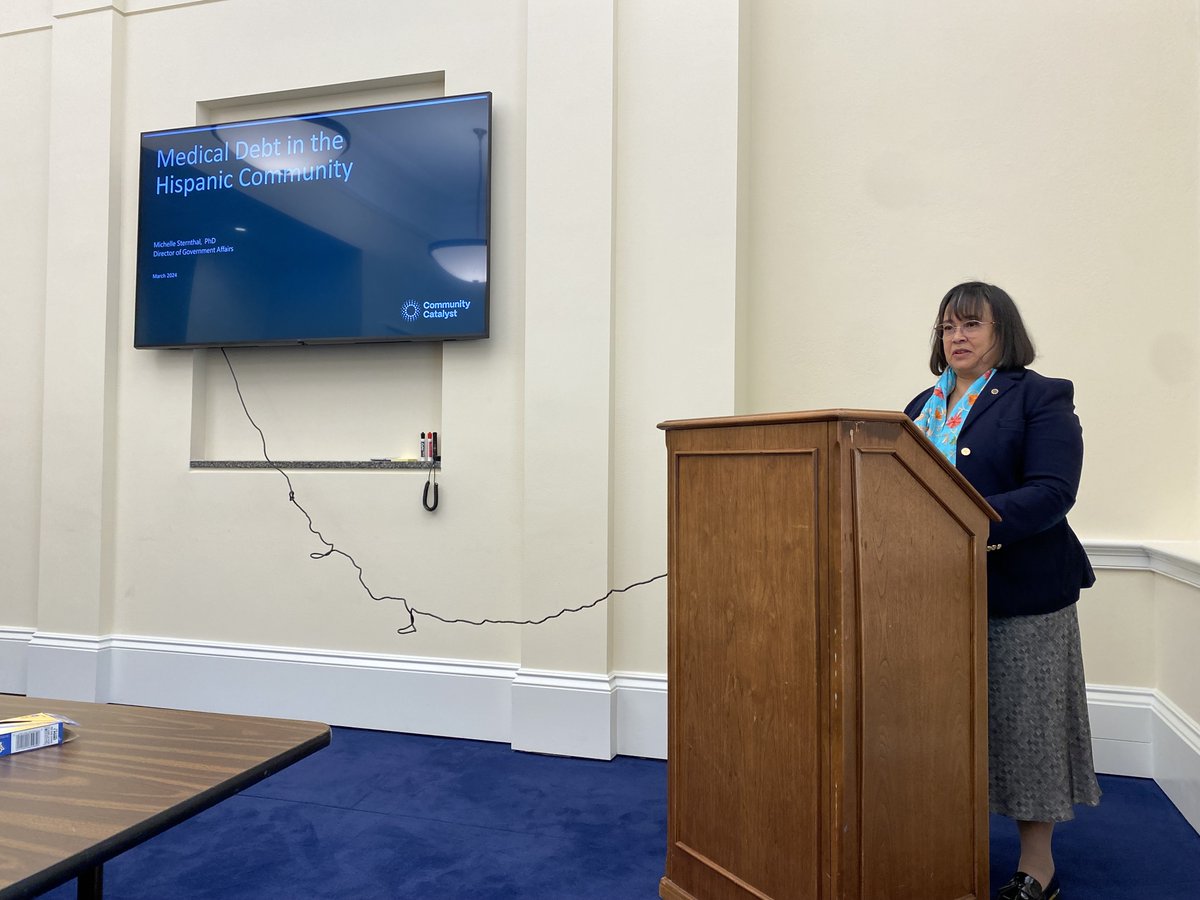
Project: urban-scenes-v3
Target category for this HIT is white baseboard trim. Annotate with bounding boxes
[3,629,1194,831]
[511,668,617,759]
[25,632,111,703]
[1087,685,1156,777]
[1088,683,1200,833]
[0,626,34,695]
[111,634,519,743]
[4,632,668,759]
[614,672,668,759]
[505,670,669,760]
[1152,691,1200,833]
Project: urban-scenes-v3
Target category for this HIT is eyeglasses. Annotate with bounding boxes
[934,320,995,338]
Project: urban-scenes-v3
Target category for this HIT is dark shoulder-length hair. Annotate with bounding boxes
[928,281,1036,375]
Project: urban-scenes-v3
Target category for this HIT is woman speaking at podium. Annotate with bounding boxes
[905,282,1100,900]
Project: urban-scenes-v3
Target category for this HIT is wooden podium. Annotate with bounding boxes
[657,410,998,900]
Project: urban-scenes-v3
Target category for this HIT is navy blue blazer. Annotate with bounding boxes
[905,368,1095,618]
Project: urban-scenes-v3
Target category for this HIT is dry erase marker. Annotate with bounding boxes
[419,432,426,460]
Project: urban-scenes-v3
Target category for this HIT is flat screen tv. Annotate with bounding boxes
[134,92,491,348]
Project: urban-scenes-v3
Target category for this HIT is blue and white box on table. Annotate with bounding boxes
[0,713,75,757]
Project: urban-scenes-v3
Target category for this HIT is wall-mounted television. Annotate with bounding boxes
[134,92,491,349]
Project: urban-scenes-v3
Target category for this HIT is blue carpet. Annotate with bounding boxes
[38,728,1200,899]
[990,775,1200,899]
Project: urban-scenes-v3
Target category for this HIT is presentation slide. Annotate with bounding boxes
[134,94,491,348]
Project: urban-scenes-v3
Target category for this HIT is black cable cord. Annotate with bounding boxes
[220,348,419,629]
[219,348,667,635]
[422,458,439,511]
[409,573,668,628]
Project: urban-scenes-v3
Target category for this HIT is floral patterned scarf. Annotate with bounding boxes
[913,367,994,466]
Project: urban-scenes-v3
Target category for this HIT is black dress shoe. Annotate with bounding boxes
[996,871,1060,900]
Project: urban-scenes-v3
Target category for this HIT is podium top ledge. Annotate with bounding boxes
[658,408,999,521]
[657,408,911,431]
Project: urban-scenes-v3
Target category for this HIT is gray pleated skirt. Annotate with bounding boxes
[988,604,1102,821]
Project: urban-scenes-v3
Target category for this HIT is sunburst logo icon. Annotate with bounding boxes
[401,300,421,322]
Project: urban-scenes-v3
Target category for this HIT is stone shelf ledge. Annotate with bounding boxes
[191,460,440,470]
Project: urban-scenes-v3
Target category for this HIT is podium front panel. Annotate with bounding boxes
[850,441,985,899]
[662,413,990,900]
[666,423,830,900]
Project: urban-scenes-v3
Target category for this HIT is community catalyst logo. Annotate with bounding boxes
[401,299,473,321]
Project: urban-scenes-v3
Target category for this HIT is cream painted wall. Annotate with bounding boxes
[0,0,693,684]
[38,4,125,640]
[1156,577,1200,721]
[518,0,617,679]
[2,0,1198,750]
[0,17,50,631]
[610,0,743,672]
[741,0,1200,542]
[1076,570,1156,689]
[107,0,530,662]
[1078,568,1200,726]
[740,0,1200,731]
